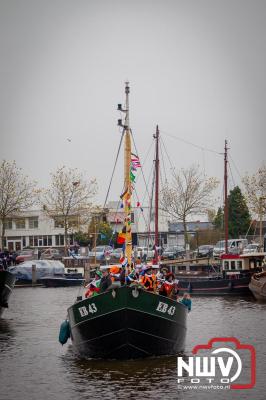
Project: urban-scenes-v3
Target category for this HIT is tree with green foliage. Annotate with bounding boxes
[228,186,251,238]
[97,222,114,245]
[74,231,91,247]
[88,218,114,247]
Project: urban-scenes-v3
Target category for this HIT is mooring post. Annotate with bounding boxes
[84,263,91,284]
[32,264,37,286]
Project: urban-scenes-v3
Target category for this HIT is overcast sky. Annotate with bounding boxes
[0,0,265,209]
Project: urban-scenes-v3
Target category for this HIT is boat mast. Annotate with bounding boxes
[154,125,159,263]
[224,140,229,254]
[123,82,132,266]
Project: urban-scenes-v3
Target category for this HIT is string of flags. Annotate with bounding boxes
[117,153,144,244]
[130,153,141,183]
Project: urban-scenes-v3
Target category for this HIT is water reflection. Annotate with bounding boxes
[62,348,184,399]
[0,318,16,352]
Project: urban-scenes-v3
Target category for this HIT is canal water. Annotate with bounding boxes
[0,287,265,400]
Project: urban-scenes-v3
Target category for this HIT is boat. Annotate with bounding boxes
[175,254,263,296]
[65,82,187,359]
[249,269,266,300]
[0,268,16,317]
[164,141,264,296]
[9,260,65,285]
[40,267,85,287]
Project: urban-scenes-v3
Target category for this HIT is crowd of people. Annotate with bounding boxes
[0,248,17,270]
[84,263,192,311]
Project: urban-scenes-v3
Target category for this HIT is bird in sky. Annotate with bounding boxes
[67,138,71,142]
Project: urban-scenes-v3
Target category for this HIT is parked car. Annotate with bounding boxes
[15,249,36,264]
[40,248,63,260]
[194,245,214,258]
[161,245,185,260]
[110,248,123,262]
[243,243,259,254]
[88,246,113,261]
[213,239,248,257]
[136,247,154,260]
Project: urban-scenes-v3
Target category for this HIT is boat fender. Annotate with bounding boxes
[228,281,233,290]
[112,289,116,298]
[59,320,70,345]
[188,283,192,293]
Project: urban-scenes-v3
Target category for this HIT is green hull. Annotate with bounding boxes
[68,285,187,359]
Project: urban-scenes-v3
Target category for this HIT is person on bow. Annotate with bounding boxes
[110,265,121,283]
[84,270,102,298]
[179,292,192,312]
[159,272,175,298]
[139,266,157,292]
[99,268,112,293]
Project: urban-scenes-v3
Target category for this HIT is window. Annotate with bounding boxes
[231,261,236,270]
[54,217,64,228]
[68,216,79,228]
[237,261,242,270]
[55,235,65,246]
[15,219,25,229]
[224,261,229,270]
[29,235,54,247]
[4,219,12,229]
[29,217,38,229]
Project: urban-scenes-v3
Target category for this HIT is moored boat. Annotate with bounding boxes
[249,270,266,300]
[175,253,265,296]
[9,260,65,285]
[166,139,265,296]
[0,269,16,317]
[40,272,85,287]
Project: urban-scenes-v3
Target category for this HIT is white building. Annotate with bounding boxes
[1,209,75,251]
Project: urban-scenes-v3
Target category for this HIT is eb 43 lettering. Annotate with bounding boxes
[78,303,98,317]
[156,301,176,316]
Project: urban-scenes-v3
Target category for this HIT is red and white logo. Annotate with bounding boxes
[177,337,256,390]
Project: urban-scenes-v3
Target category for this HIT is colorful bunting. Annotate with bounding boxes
[131,153,141,168]
[117,232,126,244]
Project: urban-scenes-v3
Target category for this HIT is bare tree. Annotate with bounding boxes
[160,165,219,247]
[43,166,97,254]
[0,160,37,248]
[242,164,266,217]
